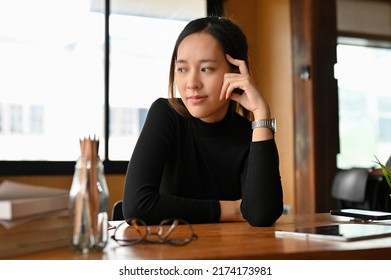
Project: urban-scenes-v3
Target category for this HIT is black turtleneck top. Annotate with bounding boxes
[122,98,283,226]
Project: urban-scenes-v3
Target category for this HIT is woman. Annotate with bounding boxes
[122,16,283,227]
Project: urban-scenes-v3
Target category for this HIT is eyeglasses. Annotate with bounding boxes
[111,218,198,246]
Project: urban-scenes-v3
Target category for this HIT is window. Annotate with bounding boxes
[10,105,23,134]
[29,105,45,134]
[335,44,391,168]
[0,0,221,174]
[0,0,106,162]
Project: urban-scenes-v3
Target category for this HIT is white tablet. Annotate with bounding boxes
[275,223,391,242]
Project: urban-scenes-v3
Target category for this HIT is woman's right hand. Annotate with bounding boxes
[220,54,271,120]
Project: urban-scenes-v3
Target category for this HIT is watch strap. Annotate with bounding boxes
[251,118,276,132]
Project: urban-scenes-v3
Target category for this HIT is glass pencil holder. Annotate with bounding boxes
[69,155,109,254]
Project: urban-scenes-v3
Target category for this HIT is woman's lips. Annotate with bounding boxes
[187,95,207,105]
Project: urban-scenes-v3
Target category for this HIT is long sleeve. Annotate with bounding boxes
[241,140,284,226]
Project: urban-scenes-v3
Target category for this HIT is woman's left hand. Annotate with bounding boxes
[220,54,270,119]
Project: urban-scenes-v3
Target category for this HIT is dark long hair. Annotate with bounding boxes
[168,16,251,120]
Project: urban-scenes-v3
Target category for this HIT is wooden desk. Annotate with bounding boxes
[11,213,391,260]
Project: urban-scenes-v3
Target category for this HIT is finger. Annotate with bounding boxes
[225,82,244,100]
[220,73,230,100]
[222,79,245,100]
[220,81,228,100]
[226,54,249,75]
[220,73,238,100]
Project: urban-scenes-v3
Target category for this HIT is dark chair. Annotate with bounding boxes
[111,200,124,221]
[331,167,389,211]
[331,168,372,210]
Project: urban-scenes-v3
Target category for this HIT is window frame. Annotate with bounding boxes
[0,0,223,175]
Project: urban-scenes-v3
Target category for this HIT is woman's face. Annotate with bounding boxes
[175,32,231,123]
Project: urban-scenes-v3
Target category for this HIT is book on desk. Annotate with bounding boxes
[0,180,71,259]
[0,180,69,220]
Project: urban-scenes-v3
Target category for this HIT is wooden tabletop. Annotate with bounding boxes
[10,213,391,260]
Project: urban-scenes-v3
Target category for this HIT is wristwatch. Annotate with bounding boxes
[251,118,276,133]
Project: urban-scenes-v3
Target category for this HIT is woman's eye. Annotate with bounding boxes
[201,67,214,72]
[176,67,186,73]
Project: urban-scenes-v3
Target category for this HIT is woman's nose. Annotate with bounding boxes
[186,71,202,89]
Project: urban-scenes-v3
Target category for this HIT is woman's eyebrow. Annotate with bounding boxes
[176,58,218,63]
[176,59,187,64]
[200,59,218,63]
